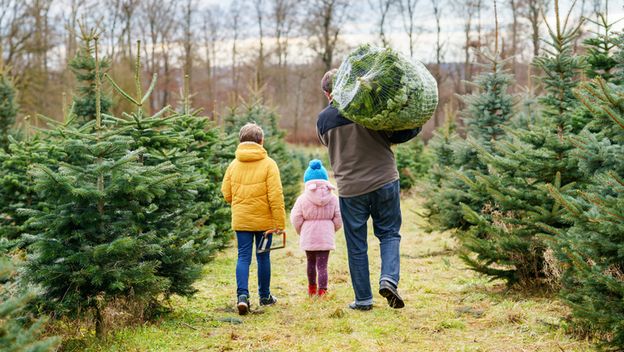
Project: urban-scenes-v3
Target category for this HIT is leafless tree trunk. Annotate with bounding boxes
[305,0,350,73]
[523,0,550,58]
[399,0,419,57]
[0,0,29,71]
[181,0,196,87]
[271,0,299,68]
[453,0,477,92]
[369,0,394,48]
[120,0,140,59]
[202,6,222,118]
[431,0,445,127]
[228,2,243,94]
[509,0,519,72]
[140,0,175,111]
[253,0,266,87]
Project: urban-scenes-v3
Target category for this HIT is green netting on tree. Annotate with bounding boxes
[332,44,438,131]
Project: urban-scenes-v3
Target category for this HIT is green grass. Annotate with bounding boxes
[60,196,596,351]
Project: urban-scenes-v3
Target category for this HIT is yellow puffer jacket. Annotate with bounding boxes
[221,142,286,231]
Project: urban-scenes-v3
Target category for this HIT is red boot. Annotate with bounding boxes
[318,288,328,297]
[308,284,317,297]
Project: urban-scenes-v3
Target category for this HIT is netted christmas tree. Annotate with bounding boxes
[69,25,112,122]
[458,2,588,284]
[547,30,624,349]
[223,95,303,209]
[0,254,59,352]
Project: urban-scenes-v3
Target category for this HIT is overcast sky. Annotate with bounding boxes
[194,0,624,63]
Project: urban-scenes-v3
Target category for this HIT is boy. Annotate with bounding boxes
[221,122,286,315]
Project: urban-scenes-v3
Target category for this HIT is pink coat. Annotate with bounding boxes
[290,180,342,251]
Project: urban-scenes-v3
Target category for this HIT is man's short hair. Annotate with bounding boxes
[239,122,264,144]
[321,69,338,94]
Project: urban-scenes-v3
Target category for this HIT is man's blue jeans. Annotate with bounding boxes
[236,231,272,299]
[339,180,402,306]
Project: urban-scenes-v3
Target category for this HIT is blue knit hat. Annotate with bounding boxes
[304,159,328,183]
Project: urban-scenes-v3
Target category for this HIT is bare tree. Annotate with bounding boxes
[270,0,299,68]
[119,0,140,58]
[228,2,244,93]
[522,0,550,58]
[399,0,419,57]
[452,0,478,91]
[181,0,197,86]
[305,0,350,73]
[252,0,266,86]
[0,0,29,71]
[509,0,520,68]
[140,0,175,111]
[202,5,222,117]
[431,0,444,79]
[369,0,394,48]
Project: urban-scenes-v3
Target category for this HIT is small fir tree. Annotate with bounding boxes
[424,42,515,231]
[0,71,18,151]
[458,1,588,284]
[69,26,112,122]
[0,254,59,352]
[0,132,62,248]
[548,35,624,348]
[24,37,194,337]
[394,138,431,190]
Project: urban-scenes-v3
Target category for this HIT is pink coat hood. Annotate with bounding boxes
[290,180,342,251]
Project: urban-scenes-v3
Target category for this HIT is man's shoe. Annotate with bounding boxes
[379,281,405,309]
[237,295,250,315]
[259,295,277,306]
[348,302,373,311]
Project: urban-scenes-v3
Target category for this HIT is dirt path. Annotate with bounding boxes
[79,197,594,352]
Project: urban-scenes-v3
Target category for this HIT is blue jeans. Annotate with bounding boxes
[236,231,272,299]
[339,180,402,306]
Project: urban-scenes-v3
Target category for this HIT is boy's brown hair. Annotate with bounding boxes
[321,69,338,94]
[239,122,264,144]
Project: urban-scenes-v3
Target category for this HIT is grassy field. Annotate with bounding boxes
[63,196,596,352]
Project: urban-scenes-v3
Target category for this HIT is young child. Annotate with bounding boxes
[221,123,286,315]
[290,159,342,297]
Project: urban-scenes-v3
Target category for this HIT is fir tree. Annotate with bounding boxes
[0,254,59,352]
[395,138,431,190]
[547,33,624,349]
[424,41,515,231]
[459,1,587,284]
[0,70,18,151]
[24,37,193,337]
[223,95,303,209]
[422,111,465,231]
[0,132,62,248]
[172,76,232,252]
[69,26,112,122]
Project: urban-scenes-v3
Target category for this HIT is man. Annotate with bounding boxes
[316,69,421,310]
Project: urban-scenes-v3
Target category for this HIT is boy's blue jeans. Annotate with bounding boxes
[339,180,402,306]
[236,231,272,299]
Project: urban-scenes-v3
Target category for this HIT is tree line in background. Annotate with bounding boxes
[423,0,624,348]
[0,0,614,143]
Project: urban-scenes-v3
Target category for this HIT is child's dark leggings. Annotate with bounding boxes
[306,250,330,289]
